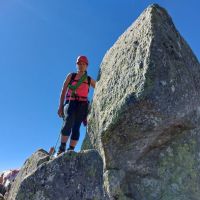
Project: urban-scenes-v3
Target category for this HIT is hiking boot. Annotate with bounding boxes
[57,145,66,156]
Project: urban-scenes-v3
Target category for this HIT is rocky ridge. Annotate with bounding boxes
[5,4,200,200]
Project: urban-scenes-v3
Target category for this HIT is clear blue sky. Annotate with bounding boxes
[0,0,199,171]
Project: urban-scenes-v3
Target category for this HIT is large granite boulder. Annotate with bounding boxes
[6,149,50,200]
[85,4,200,200]
[7,149,106,200]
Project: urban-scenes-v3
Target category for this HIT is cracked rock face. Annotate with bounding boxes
[6,150,106,200]
[85,4,200,200]
[6,149,50,200]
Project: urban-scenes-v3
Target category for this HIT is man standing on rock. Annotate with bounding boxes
[57,56,96,155]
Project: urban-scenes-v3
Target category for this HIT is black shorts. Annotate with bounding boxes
[61,100,89,140]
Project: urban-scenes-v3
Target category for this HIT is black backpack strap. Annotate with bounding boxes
[71,72,91,86]
[87,76,91,86]
[87,76,91,94]
[69,73,77,84]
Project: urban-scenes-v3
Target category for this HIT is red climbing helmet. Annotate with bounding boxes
[76,55,89,65]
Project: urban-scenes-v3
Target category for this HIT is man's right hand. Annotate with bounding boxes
[57,106,64,118]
